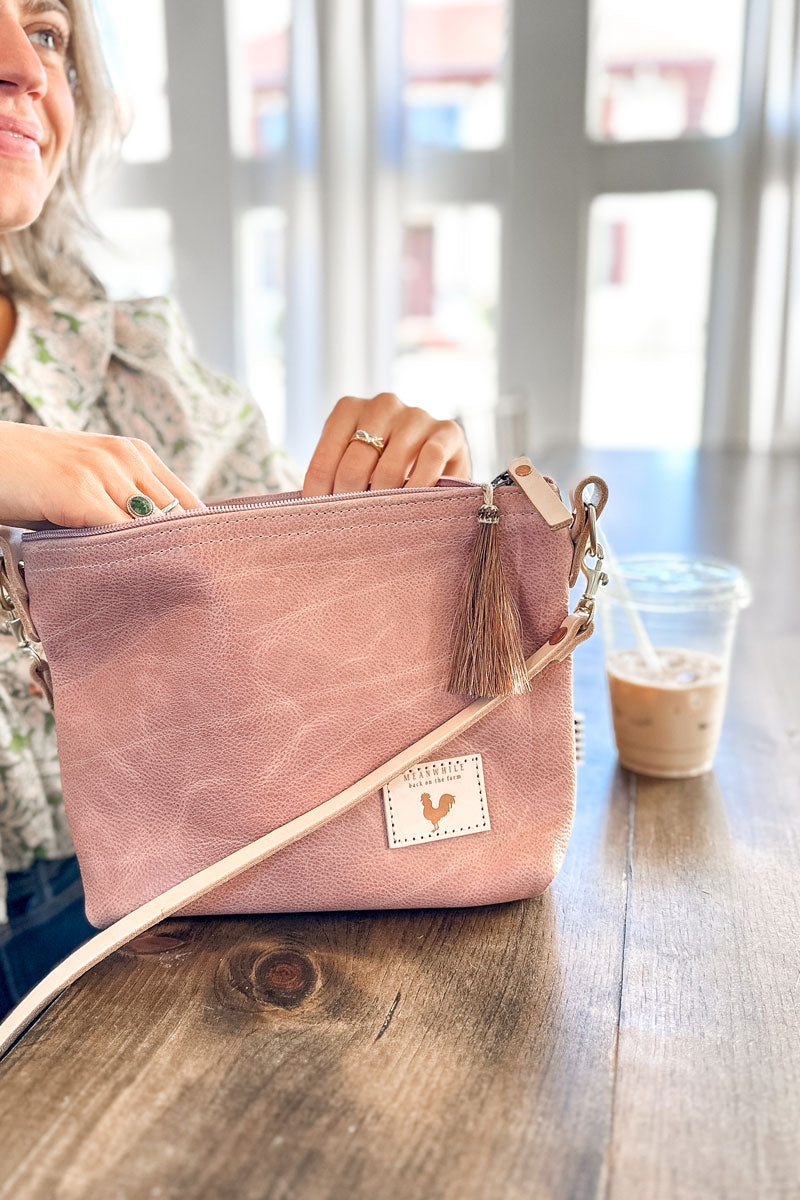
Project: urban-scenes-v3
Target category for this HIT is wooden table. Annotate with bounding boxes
[0,449,797,1200]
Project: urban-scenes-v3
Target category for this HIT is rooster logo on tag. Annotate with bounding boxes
[420,792,456,831]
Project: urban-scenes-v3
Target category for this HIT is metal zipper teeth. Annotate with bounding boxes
[20,477,490,542]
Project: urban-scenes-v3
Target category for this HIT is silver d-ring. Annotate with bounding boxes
[126,494,156,518]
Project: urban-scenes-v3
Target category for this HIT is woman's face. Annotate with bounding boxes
[0,0,75,234]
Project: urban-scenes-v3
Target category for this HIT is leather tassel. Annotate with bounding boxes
[447,481,532,698]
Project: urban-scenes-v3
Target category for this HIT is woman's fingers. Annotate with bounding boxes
[100,463,188,523]
[44,478,131,528]
[301,394,391,496]
[301,394,472,496]
[0,422,206,529]
[83,437,205,524]
[377,413,471,489]
[125,437,206,511]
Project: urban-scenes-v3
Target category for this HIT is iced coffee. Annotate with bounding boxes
[606,646,727,778]
[598,555,751,779]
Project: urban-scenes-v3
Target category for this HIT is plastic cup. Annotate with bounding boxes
[598,554,752,779]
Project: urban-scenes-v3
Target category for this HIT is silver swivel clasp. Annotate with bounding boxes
[576,503,609,628]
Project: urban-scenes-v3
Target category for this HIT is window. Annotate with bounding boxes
[93,0,169,162]
[85,209,173,300]
[586,0,747,142]
[403,0,507,149]
[88,0,777,470]
[239,209,287,444]
[394,206,500,420]
[227,0,291,157]
[581,192,716,448]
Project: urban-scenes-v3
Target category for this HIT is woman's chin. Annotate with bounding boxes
[0,191,47,236]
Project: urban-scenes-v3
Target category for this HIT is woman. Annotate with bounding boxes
[0,0,471,1016]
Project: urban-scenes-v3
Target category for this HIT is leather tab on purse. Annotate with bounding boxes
[507,456,573,528]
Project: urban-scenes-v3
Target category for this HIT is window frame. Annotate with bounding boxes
[94,0,767,474]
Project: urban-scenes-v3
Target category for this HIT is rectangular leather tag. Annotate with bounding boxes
[382,753,491,848]
[507,456,573,529]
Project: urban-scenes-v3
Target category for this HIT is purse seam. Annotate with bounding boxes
[27,511,560,576]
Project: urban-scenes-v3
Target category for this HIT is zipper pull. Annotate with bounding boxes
[446,454,572,698]
[504,455,573,529]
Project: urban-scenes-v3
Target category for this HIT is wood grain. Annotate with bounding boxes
[0,449,796,1200]
[596,451,800,1200]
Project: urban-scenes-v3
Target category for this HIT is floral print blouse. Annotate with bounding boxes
[0,289,306,925]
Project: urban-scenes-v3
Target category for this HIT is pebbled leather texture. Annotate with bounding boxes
[18,479,577,926]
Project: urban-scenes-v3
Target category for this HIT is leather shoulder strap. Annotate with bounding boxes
[0,609,591,1060]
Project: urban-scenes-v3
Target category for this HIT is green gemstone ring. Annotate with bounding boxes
[126,494,156,518]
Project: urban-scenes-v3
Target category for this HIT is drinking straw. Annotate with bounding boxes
[597,524,664,676]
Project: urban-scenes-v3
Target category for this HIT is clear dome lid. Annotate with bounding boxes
[601,553,752,613]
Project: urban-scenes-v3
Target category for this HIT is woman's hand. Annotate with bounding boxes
[0,421,206,528]
[301,393,472,496]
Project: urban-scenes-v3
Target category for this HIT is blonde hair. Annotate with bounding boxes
[0,0,124,302]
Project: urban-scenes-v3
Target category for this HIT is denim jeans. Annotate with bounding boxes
[0,856,96,1020]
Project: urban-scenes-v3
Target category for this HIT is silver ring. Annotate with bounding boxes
[126,494,156,518]
[350,429,385,454]
[160,497,180,514]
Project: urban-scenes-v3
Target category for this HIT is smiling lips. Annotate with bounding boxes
[0,115,43,160]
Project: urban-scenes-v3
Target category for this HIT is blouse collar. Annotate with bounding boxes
[0,290,115,431]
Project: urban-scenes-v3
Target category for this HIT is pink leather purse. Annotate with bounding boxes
[0,454,608,1054]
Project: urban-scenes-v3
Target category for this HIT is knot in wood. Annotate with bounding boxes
[122,928,191,956]
[220,946,319,1011]
[254,950,317,1007]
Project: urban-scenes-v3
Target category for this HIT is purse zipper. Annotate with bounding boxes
[19,476,482,542]
[19,458,558,544]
